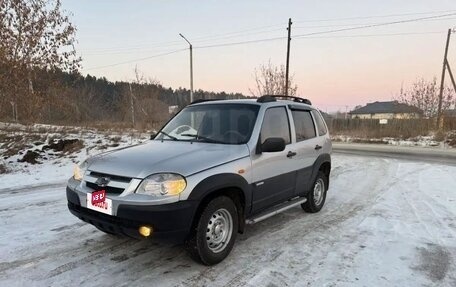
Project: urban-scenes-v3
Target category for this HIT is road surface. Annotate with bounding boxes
[1,154,456,286]
[333,143,456,166]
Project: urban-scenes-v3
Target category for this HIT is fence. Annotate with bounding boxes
[327,117,456,139]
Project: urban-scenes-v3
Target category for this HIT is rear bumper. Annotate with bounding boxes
[66,187,198,242]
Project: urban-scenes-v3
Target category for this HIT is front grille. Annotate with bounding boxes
[89,171,131,183]
[86,182,124,195]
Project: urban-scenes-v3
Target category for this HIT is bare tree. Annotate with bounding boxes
[249,60,298,97]
[0,0,80,121]
[124,67,169,128]
[397,78,454,118]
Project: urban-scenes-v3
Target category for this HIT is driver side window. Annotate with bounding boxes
[260,107,291,144]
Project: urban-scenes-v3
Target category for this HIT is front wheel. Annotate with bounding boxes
[186,196,238,265]
[302,171,328,213]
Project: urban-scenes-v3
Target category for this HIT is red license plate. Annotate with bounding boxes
[91,190,106,205]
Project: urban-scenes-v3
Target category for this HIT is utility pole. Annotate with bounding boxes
[445,58,456,92]
[437,28,453,129]
[285,18,292,96]
[179,33,194,103]
[129,83,135,127]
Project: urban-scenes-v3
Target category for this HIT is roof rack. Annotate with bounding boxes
[256,95,312,105]
[189,99,219,105]
[256,95,276,103]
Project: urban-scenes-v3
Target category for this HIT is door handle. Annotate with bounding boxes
[287,151,297,158]
[315,145,322,150]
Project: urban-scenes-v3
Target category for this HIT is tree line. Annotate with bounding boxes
[0,0,247,128]
[2,0,454,130]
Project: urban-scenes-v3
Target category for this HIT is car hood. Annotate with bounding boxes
[87,140,250,178]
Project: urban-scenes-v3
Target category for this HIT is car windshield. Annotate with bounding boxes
[155,103,260,144]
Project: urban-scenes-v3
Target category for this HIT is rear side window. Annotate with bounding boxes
[291,110,316,141]
[260,107,291,144]
[311,110,328,136]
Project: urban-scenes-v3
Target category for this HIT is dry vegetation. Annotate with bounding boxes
[328,117,456,146]
[0,1,245,129]
[0,122,150,170]
[0,162,8,174]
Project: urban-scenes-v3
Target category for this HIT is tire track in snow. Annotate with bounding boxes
[178,157,398,286]
[2,155,455,286]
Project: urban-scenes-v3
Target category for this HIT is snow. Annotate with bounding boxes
[1,154,455,286]
[0,123,149,190]
[332,134,448,148]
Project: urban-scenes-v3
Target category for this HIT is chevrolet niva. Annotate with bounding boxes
[67,95,332,265]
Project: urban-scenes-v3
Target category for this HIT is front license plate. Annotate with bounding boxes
[86,192,112,215]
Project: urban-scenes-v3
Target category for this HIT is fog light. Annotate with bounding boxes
[138,226,153,237]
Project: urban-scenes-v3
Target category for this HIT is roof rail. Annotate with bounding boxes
[189,99,219,105]
[257,95,312,105]
[256,95,277,103]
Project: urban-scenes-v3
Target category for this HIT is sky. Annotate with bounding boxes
[62,0,456,112]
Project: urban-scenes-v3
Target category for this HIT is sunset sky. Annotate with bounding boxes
[62,0,456,112]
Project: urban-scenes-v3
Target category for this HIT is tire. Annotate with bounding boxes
[186,196,239,265]
[302,171,328,213]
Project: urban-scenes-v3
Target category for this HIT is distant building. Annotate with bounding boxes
[349,101,422,119]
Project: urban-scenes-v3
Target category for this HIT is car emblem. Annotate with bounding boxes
[95,177,110,187]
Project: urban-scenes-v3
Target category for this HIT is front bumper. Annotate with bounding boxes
[66,187,198,242]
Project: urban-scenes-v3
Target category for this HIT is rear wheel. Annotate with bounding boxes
[302,171,328,213]
[186,196,238,265]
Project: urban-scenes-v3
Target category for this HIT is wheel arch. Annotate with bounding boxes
[187,173,251,234]
[310,153,331,189]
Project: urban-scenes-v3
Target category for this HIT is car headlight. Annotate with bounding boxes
[136,173,186,197]
[73,160,88,181]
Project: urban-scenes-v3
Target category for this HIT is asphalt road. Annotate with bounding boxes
[332,143,456,166]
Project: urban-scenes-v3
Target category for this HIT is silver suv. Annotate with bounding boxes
[66,95,332,265]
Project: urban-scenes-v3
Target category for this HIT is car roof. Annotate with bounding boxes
[189,98,314,109]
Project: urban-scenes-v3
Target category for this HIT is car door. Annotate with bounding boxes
[250,106,297,213]
[288,107,321,196]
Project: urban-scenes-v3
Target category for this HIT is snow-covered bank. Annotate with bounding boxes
[0,154,455,286]
[0,123,149,189]
[332,131,456,149]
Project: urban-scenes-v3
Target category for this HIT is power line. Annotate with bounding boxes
[294,9,456,23]
[79,23,285,54]
[82,48,187,71]
[82,42,184,56]
[188,23,285,42]
[293,12,456,39]
[81,12,456,70]
[293,16,456,30]
[80,40,183,53]
[83,27,286,56]
[83,31,443,71]
[194,36,286,49]
[193,12,456,49]
[79,10,456,54]
[300,31,444,39]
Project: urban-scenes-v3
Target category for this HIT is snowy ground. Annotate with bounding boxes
[331,134,456,148]
[0,123,149,190]
[1,154,455,286]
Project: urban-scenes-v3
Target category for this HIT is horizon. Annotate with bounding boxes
[62,0,456,112]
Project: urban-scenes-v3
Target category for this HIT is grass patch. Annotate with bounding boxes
[0,163,9,174]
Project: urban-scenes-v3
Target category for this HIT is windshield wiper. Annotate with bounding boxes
[181,133,225,144]
[156,131,178,141]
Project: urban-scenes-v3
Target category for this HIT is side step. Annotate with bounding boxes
[245,197,307,225]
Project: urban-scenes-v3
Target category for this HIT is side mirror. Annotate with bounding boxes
[150,132,157,140]
[260,137,286,153]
